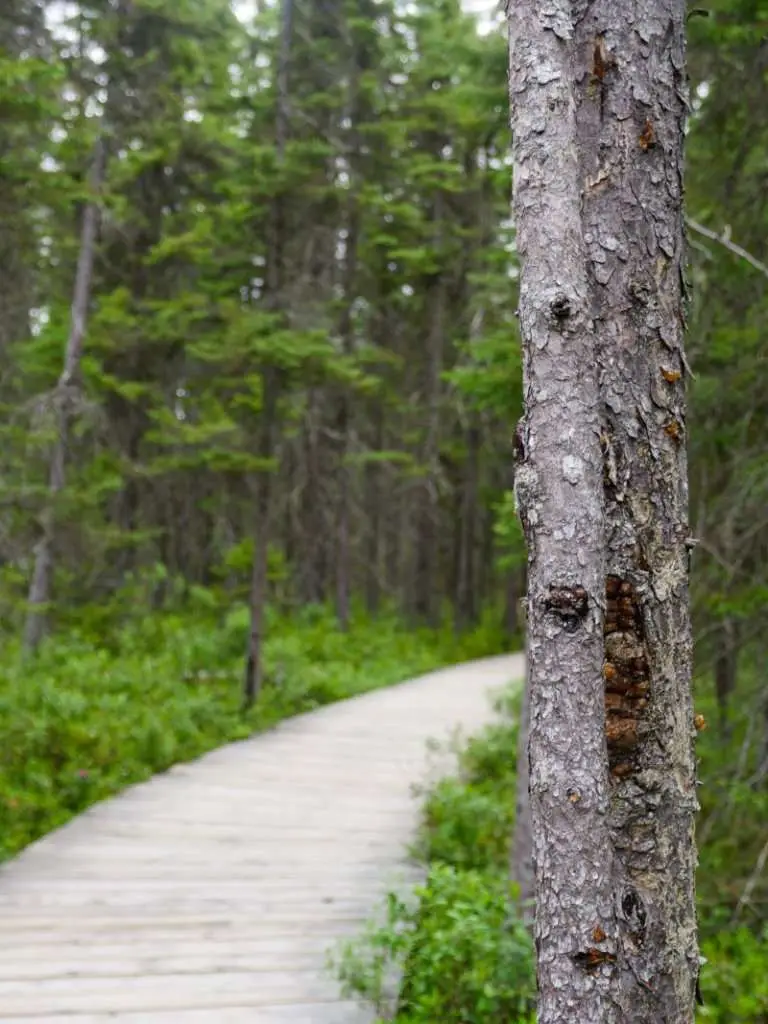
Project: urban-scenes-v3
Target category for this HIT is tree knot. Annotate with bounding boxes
[544,584,588,630]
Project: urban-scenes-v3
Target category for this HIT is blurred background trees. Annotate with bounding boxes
[0,0,519,648]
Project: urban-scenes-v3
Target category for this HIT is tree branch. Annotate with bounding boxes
[686,217,768,280]
[731,835,768,924]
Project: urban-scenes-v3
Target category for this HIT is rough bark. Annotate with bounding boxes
[24,137,106,653]
[509,6,614,1016]
[578,3,699,1018]
[509,1,698,1020]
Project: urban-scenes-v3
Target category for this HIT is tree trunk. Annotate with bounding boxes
[244,0,293,704]
[455,418,480,632]
[412,252,446,626]
[714,618,739,735]
[580,3,699,1018]
[24,136,106,653]
[300,390,327,605]
[509,2,698,1020]
[364,401,384,615]
[509,8,613,1011]
[334,204,359,632]
[244,372,278,707]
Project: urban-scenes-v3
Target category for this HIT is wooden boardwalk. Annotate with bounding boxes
[0,653,523,1023]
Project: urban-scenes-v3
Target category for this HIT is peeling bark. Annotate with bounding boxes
[509,1,698,1020]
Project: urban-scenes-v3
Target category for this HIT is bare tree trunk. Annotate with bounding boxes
[244,373,278,707]
[24,137,106,653]
[580,3,699,1016]
[364,400,384,615]
[244,0,293,704]
[334,204,359,632]
[413,251,446,626]
[509,2,698,1020]
[455,417,480,632]
[714,618,739,735]
[300,390,327,604]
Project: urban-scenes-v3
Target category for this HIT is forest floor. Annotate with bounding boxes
[0,653,523,1022]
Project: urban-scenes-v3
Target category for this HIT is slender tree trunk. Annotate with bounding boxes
[334,204,359,632]
[714,618,739,735]
[301,390,327,604]
[580,3,699,1018]
[413,245,447,625]
[244,373,278,707]
[244,0,293,704]
[455,418,480,631]
[509,2,698,1020]
[364,400,384,615]
[335,398,352,630]
[24,137,106,653]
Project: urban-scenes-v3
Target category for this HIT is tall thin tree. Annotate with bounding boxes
[244,0,294,705]
[24,136,106,652]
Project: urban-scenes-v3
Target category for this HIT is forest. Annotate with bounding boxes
[1,0,766,1019]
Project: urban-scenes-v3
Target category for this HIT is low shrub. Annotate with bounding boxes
[334,687,537,1022]
[337,864,536,1023]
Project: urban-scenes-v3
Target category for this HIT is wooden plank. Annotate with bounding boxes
[0,654,522,1020]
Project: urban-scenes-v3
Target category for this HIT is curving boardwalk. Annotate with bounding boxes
[0,653,523,1023]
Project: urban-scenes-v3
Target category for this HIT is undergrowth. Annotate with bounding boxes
[335,683,768,1023]
[0,580,508,862]
[334,688,538,1023]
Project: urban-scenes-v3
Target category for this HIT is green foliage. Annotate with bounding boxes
[395,866,536,1024]
[492,492,527,575]
[337,866,535,1023]
[0,592,501,862]
[698,927,768,1023]
[693,665,768,935]
[413,698,519,871]
[335,688,536,1022]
